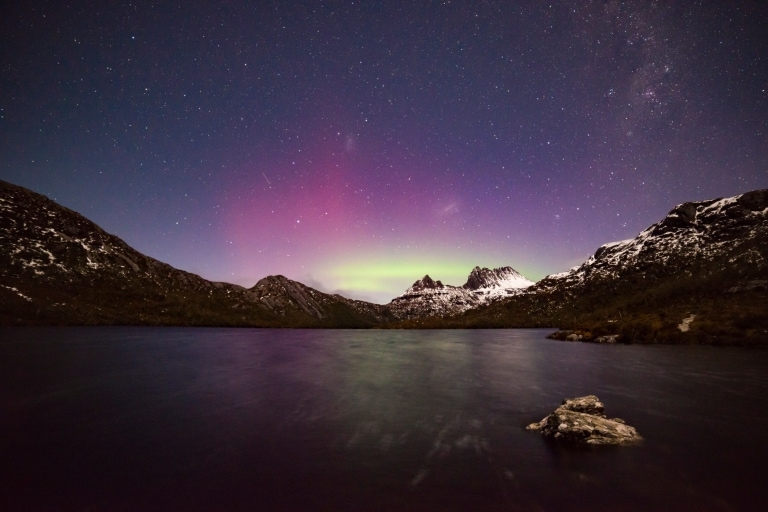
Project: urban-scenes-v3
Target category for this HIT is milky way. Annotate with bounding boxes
[2,1,767,303]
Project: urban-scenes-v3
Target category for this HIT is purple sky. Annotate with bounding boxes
[3,1,767,303]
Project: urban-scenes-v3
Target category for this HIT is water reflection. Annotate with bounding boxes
[1,327,767,511]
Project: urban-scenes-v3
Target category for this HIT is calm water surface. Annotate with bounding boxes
[1,328,767,511]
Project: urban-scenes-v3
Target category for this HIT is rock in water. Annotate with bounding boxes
[526,395,641,445]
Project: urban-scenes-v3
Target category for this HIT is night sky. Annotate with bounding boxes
[2,1,767,303]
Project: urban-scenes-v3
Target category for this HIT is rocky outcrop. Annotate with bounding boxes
[407,275,445,292]
[526,395,642,446]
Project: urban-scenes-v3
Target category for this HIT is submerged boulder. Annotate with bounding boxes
[594,335,619,344]
[526,395,641,446]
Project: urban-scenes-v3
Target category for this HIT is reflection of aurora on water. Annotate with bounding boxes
[5,327,768,511]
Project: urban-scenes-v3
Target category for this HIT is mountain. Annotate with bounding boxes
[0,180,389,327]
[3,178,767,344]
[426,190,768,344]
[535,190,768,296]
[247,275,391,326]
[463,265,534,291]
[388,266,534,319]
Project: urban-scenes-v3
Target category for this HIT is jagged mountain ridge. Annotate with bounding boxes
[388,265,534,319]
[0,180,388,326]
[534,189,768,298]
[430,189,768,344]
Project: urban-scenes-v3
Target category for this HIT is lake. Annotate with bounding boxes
[1,328,767,511]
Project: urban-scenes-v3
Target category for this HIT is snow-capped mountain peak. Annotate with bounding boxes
[463,266,535,291]
[390,265,534,319]
[534,189,768,295]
